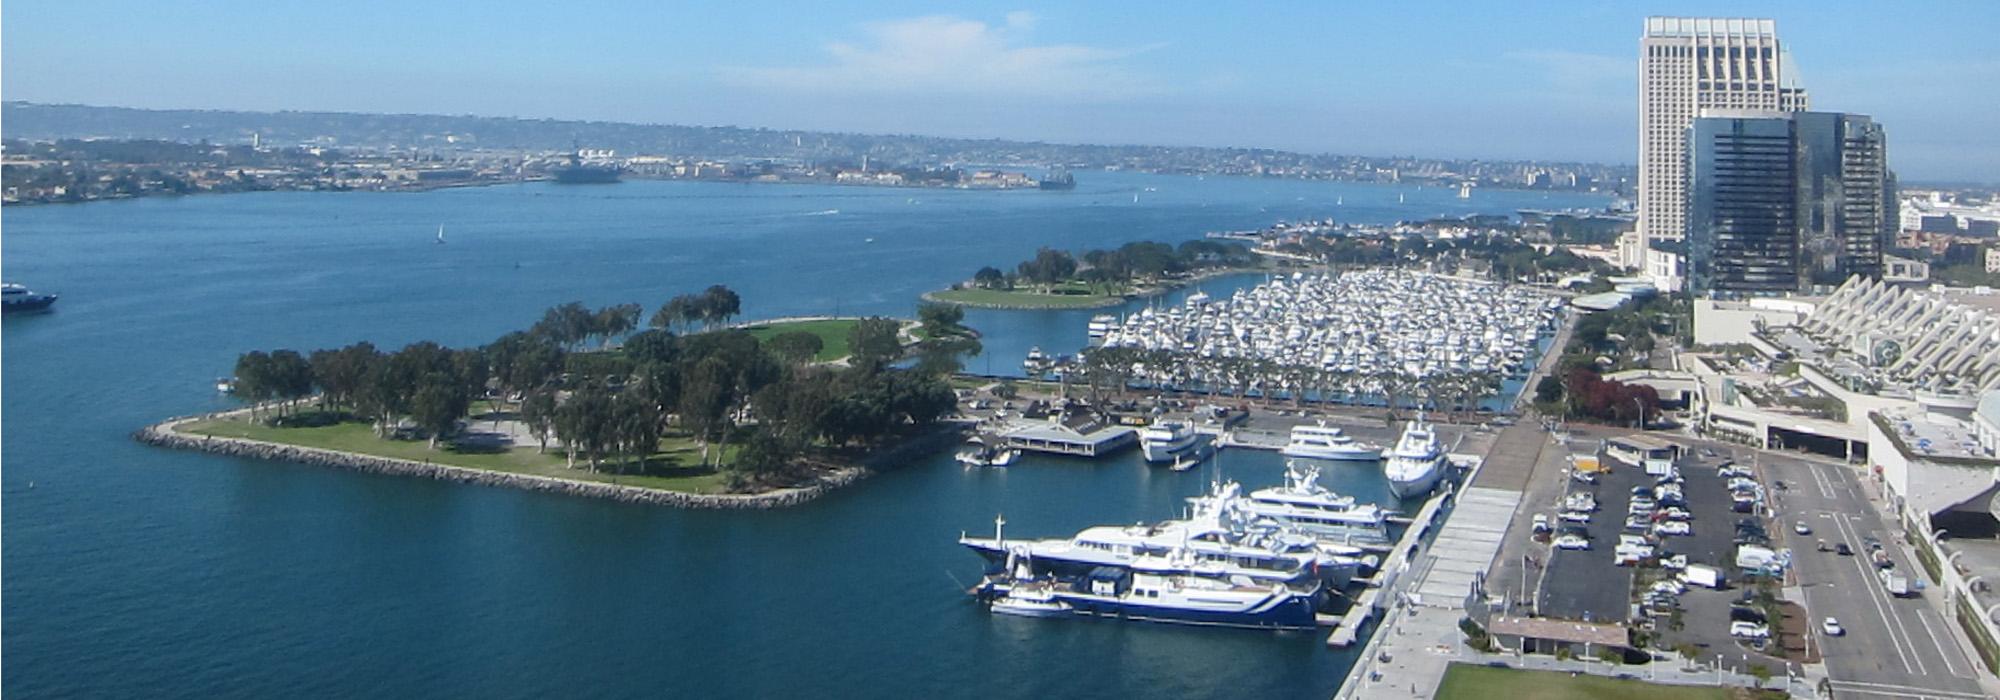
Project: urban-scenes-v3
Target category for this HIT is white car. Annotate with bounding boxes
[1532,514,1551,534]
[1661,507,1693,521]
[1559,511,1592,524]
[1554,535,1591,550]
[1793,522,1812,536]
[1654,521,1692,536]
[1571,471,1598,484]
[1661,554,1689,570]
[1822,618,1844,636]
[1730,621,1771,639]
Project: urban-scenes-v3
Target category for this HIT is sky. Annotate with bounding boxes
[5,1,1996,181]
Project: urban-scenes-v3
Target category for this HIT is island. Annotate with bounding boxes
[924,239,1267,309]
[137,286,985,508]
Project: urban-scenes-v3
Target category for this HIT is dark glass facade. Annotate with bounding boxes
[1685,111,1892,296]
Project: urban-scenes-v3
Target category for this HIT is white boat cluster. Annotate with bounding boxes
[1098,269,1561,380]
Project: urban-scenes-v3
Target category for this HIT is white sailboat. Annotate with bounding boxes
[434,224,446,245]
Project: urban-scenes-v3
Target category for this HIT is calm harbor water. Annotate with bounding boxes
[2,172,1607,698]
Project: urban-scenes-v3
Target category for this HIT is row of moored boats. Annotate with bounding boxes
[962,462,1435,630]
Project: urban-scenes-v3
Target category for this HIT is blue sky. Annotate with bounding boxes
[5,1,1995,181]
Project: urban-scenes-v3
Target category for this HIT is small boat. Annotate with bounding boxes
[215,378,237,394]
[989,585,1071,618]
[2,283,58,313]
[957,437,1020,467]
[434,224,446,245]
[1052,567,1322,630]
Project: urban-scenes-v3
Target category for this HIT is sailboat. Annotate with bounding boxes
[1398,193,1405,204]
[434,224,447,245]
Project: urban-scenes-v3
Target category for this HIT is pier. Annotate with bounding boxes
[1321,455,1479,648]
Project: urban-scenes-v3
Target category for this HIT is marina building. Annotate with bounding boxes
[1638,17,1807,248]
[1685,110,1894,296]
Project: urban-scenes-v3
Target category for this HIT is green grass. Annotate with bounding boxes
[1435,664,1734,700]
[742,318,858,362]
[183,412,732,493]
[928,286,1122,308]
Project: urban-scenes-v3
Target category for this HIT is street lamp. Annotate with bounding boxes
[1632,397,1646,429]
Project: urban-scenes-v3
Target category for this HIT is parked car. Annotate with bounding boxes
[1554,535,1591,550]
[1532,514,1551,534]
[1654,521,1692,536]
[1661,554,1689,570]
[1793,521,1812,535]
[1625,516,1653,532]
[1835,543,1853,556]
[1661,507,1693,521]
[1822,618,1844,636]
[1560,511,1592,524]
[1571,471,1598,485]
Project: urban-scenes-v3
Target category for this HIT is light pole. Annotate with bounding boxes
[1633,397,1645,430]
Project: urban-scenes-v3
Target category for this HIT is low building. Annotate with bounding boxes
[997,410,1138,457]
[1884,254,1930,283]
[1693,297,1814,346]
[1485,615,1630,657]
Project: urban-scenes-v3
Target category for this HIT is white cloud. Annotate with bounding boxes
[721,14,1164,101]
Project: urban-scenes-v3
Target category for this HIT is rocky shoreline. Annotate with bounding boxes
[134,412,967,510]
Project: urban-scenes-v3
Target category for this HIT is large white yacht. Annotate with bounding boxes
[1384,414,1447,498]
[1279,421,1380,460]
[1139,420,1200,463]
[959,506,1363,588]
[1195,473,1392,546]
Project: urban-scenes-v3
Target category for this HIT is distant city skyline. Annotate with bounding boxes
[4,1,1996,181]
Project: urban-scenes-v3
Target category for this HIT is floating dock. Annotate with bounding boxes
[1325,479,1454,647]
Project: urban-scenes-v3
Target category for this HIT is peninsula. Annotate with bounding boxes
[925,239,1269,309]
[138,287,984,507]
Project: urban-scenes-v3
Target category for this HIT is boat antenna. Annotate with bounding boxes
[994,514,1006,544]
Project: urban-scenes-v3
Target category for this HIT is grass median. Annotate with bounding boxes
[1436,664,1739,700]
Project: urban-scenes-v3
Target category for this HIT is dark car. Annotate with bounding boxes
[1729,606,1768,624]
[1835,543,1854,556]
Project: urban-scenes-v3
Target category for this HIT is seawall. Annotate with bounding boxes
[134,414,965,510]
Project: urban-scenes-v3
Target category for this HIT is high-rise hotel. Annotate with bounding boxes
[1637,17,1808,246]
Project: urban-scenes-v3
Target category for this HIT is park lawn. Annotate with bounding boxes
[1434,664,1735,700]
[742,318,858,362]
[929,287,1122,309]
[182,413,734,494]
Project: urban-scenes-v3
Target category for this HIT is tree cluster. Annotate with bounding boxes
[978,240,1255,292]
[229,288,975,491]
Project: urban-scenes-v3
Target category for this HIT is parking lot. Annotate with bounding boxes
[1531,440,1787,662]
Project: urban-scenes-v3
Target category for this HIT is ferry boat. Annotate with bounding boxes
[2,283,58,313]
[1050,567,1321,630]
[1139,420,1200,463]
[1384,414,1447,499]
[1279,422,1380,460]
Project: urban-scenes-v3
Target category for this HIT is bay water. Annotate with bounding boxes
[2,172,1607,697]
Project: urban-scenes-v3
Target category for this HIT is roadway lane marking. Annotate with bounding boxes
[1807,461,1837,499]
[1829,679,1990,699]
[1832,512,1921,674]
[1915,607,1972,679]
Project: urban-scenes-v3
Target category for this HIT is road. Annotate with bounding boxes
[1754,450,1989,700]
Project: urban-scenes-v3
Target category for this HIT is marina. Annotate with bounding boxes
[1089,269,1563,402]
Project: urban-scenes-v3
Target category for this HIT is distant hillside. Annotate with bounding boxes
[1,101,1633,188]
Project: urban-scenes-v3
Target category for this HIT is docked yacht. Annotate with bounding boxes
[1086,314,1116,341]
[1139,420,1201,463]
[1050,567,1321,630]
[960,509,1361,588]
[1241,464,1392,543]
[1279,422,1380,460]
[1,283,58,313]
[1384,414,1447,498]
[988,583,1072,618]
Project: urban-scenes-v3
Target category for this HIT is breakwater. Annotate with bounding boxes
[131,413,963,510]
